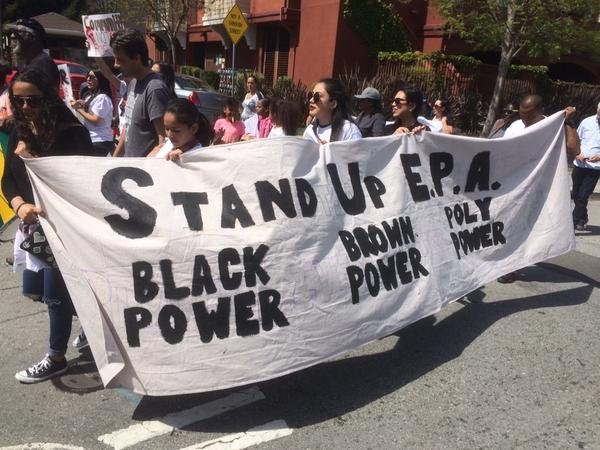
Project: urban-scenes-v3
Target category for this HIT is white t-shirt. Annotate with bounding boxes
[84,93,114,142]
[268,126,285,138]
[302,120,362,144]
[503,119,526,138]
[154,139,203,159]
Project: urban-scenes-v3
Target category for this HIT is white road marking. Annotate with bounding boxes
[97,387,265,449]
[179,420,293,450]
[0,444,85,450]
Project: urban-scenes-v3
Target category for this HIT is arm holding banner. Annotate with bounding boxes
[564,106,580,157]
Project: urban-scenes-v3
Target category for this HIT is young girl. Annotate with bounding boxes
[268,99,301,137]
[213,97,245,144]
[242,97,273,140]
[150,98,213,160]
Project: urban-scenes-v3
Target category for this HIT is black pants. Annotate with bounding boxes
[92,140,116,157]
[572,166,600,225]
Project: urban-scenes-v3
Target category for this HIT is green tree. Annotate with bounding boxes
[342,0,411,54]
[4,0,87,22]
[434,0,600,136]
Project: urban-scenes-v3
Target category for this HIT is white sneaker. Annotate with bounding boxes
[72,329,89,349]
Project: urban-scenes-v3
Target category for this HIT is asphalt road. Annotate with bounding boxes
[0,200,599,450]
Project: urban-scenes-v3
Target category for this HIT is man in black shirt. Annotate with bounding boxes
[8,18,60,92]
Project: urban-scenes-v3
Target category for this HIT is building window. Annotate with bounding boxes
[262,26,290,86]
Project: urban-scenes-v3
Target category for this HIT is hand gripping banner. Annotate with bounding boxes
[24,111,574,395]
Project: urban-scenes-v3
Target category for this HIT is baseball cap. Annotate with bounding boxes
[354,87,381,101]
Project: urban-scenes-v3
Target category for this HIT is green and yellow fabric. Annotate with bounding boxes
[0,130,14,226]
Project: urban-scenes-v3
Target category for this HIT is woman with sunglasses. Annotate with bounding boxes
[303,78,361,144]
[387,85,427,135]
[1,68,94,384]
[71,70,115,156]
[431,98,454,134]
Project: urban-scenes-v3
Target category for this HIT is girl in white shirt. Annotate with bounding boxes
[71,70,115,156]
[303,78,362,144]
[151,98,213,160]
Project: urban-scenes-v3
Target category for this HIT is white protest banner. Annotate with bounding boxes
[24,111,574,396]
[82,13,125,57]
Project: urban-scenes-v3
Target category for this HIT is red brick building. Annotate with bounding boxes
[147,0,599,86]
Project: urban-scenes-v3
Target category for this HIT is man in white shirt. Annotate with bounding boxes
[572,102,600,230]
[497,95,579,283]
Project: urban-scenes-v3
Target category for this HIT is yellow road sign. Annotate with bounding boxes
[223,3,248,45]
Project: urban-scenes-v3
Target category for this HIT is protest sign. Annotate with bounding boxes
[82,13,125,57]
[24,111,574,395]
[57,63,74,103]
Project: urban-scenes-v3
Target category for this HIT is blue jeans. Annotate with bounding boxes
[22,268,75,358]
[572,166,600,225]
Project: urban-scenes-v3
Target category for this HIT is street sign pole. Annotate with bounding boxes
[223,3,248,98]
[232,43,236,97]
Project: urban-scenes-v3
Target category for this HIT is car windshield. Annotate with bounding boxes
[175,74,213,91]
[67,64,89,76]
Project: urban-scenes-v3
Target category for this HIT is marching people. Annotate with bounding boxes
[242,97,273,140]
[354,87,386,138]
[497,94,580,284]
[213,97,245,144]
[387,85,428,135]
[571,101,600,231]
[1,69,94,383]
[150,97,213,160]
[431,98,454,134]
[303,78,362,143]
[8,18,59,92]
[110,28,173,157]
[241,74,263,121]
[151,61,176,97]
[488,103,519,139]
[71,70,115,156]
[268,99,302,137]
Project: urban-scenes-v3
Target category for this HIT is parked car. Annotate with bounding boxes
[54,59,88,100]
[174,74,228,124]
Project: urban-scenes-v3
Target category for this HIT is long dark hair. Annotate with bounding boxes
[223,96,241,121]
[165,98,213,147]
[153,62,175,96]
[9,68,79,155]
[270,99,301,136]
[393,85,423,129]
[84,69,112,111]
[312,78,353,142]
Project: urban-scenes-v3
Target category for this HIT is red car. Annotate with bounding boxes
[54,59,89,100]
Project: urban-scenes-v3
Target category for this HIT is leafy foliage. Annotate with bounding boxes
[4,0,87,21]
[433,0,600,135]
[436,0,600,61]
[342,0,411,54]
[179,65,220,89]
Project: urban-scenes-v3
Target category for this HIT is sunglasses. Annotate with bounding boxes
[393,97,408,106]
[12,95,44,108]
[87,74,97,79]
[307,91,322,103]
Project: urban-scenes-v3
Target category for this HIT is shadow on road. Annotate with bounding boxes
[127,284,593,432]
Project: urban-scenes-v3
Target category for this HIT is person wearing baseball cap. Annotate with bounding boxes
[354,87,386,137]
[8,18,59,92]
